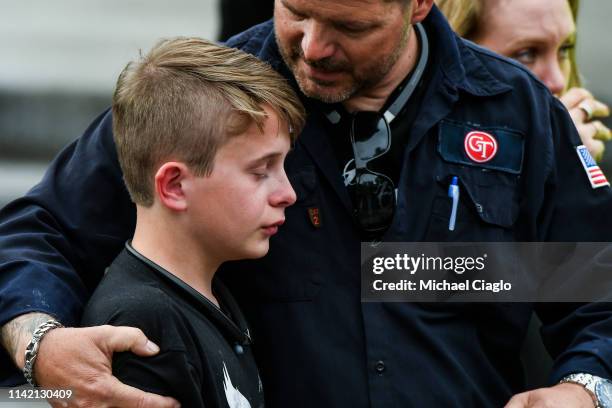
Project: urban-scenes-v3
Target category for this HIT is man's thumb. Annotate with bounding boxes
[95,325,160,357]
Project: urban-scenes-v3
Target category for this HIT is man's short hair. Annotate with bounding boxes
[112,37,306,206]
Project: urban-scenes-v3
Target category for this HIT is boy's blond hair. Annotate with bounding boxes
[112,37,306,206]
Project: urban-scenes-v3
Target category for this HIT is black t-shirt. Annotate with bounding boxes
[81,244,264,408]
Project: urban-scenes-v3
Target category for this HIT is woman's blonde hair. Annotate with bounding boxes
[436,0,581,88]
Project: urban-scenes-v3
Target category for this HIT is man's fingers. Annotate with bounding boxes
[47,399,68,408]
[504,391,529,408]
[29,325,171,407]
[94,325,160,357]
[107,375,180,408]
[47,376,180,408]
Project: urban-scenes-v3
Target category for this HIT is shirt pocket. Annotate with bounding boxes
[425,163,520,242]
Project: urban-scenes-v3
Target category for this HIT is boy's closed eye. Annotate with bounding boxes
[246,152,285,178]
[251,165,269,179]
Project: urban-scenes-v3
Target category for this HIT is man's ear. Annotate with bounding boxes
[410,0,435,24]
[154,162,190,211]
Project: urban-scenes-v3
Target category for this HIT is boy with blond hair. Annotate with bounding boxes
[81,37,305,407]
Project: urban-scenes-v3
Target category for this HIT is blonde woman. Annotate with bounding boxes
[438,0,611,160]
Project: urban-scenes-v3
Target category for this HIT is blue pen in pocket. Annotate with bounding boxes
[448,176,460,231]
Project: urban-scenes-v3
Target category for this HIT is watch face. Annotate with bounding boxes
[596,380,612,408]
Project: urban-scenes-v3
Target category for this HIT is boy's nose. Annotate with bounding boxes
[271,174,297,208]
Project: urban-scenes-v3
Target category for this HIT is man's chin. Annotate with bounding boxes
[297,77,355,104]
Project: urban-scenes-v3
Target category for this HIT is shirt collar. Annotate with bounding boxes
[424,5,512,97]
[124,241,252,345]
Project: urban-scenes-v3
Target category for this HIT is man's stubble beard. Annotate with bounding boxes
[275,23,411,104]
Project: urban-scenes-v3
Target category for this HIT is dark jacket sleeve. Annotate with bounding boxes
[536,96,612,383]
[0,108,134,328]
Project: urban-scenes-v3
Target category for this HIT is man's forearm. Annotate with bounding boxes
[0,312,55,369]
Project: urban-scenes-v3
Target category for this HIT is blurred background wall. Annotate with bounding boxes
[0,0,611,207]
[0,0,219,206]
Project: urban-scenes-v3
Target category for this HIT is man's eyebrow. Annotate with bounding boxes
[281,0,303,15]
[334,19,377,30]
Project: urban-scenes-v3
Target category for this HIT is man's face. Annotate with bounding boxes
[184,106,296,262]
[274,0,411,103]
[473,0,575,96]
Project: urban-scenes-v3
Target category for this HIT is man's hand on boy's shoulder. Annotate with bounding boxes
[6,316,180,408]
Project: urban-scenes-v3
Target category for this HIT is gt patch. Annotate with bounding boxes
[464,131,498,163]
[438,120,524,174]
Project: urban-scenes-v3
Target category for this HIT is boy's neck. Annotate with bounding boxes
[131,208,220,307]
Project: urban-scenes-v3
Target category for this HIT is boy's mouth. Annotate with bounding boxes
[261,219,285,236]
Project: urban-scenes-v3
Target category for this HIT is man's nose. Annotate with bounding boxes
[301,21,335,62]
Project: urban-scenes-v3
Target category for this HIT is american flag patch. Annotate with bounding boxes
[576,145,610,189]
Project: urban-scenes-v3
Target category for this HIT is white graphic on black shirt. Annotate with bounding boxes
[223,363,251,408]
[343,159,356,186]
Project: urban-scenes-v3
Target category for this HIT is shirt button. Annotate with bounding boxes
[375,360,386,374]
[234,344,244,355]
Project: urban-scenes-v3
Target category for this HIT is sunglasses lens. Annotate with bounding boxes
[351,112,390,162]
[349,172,395,233]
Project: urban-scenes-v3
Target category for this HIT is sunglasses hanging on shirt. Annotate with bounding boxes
[327,23,429,235]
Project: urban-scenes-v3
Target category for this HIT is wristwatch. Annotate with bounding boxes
[561,373,612,408]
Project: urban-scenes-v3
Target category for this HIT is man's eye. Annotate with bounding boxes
[287,8,306,21]
[512,49,536,65]
[340,25,367,34]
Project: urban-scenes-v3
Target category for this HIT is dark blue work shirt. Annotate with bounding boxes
[1,6,612,407]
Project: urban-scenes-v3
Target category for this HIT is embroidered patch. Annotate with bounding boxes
[576,145,610,189]
[464,131,498,163]
[308,207,321,227]
[438,120,524,174]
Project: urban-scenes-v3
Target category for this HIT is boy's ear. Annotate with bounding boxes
[154,162,189,211]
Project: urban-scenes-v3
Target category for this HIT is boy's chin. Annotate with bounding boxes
[239,240,270,260]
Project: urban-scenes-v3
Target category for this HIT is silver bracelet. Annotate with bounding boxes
[23,319,64,386]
